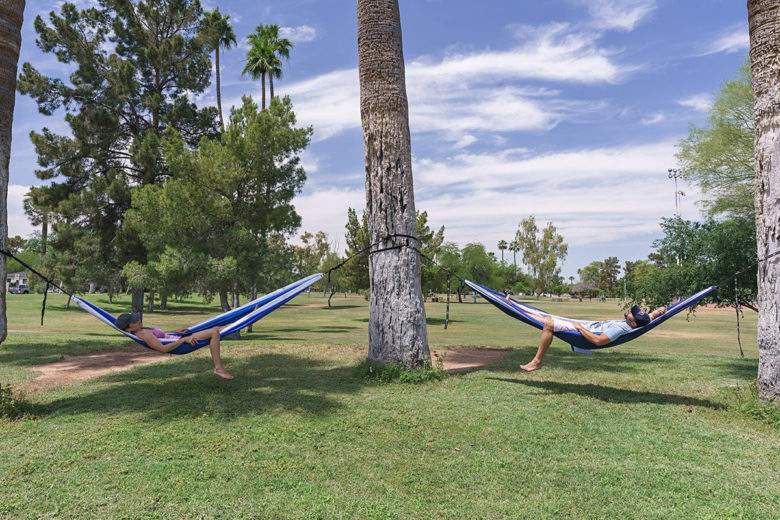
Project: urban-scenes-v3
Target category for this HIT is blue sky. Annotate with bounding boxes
[8,0,749,277]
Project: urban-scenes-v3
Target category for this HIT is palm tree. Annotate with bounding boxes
[497,240,508,264]
[748,0,780,400]
[23,187,53,255]
[200,9,236,131]
[243,24,292,109]
[509,239,519,270]
[0,0,24,344]
[357,0,429,367]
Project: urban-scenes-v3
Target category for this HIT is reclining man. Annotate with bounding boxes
[519,304,667,372]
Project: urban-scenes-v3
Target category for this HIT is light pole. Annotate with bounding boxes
[667,168,686,214]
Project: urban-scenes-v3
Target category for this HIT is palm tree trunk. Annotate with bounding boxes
[269,75,274,102]
[0,0,25,344]
[261,72,266,110]
[749,0,780,400]
[357,0,429,368]
[41,212,48,255]
[216,47,224,131]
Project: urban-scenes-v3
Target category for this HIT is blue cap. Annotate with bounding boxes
[630,304,650,327]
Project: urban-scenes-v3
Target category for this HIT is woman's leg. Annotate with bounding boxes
[520,316,555,372]
[189,327,233,379]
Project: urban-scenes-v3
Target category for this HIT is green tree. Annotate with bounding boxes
[677,61,754,218]
[514,215,568,296]
[243,25,292,110]
[200,9,237,132]
[416,211,445,296]
[294,231,331,277]
[19,0,218,313]
[497,240,508,264]
[342,208,370,293]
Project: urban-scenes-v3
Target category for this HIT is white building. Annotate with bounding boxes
[6,272,29,291]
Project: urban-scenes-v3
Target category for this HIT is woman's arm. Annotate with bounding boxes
[573,322,611,346]
[136,330,195,354]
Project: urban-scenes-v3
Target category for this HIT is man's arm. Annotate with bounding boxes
[650,306,667,320]
[573,322,611,346]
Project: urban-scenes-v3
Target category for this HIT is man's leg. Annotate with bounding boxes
[520,316,555,372]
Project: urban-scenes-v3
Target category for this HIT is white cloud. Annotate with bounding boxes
[279,25,317,44]
[700,26,749,56]
[453,134,477,149]
[7,185,36,238]
[580,0,657,32]
[640,112,665,125]
[292,141,700,251]
[678,93,713,113]
[267,23,630,142]
[294,188,365,251]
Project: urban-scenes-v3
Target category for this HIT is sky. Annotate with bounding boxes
[7,0,750,277]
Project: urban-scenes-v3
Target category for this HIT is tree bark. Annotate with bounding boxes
[357,0,429,367]
[749,0,780,400]
[269,74,274,102]
[0,0,24,344]
[160,291,168,310]
[131,287,144,315]
[146,290,155,313]
[261,72,266,110]
[216,47,224,132]
[219,290,231,312]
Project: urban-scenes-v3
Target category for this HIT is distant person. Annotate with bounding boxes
[518,303,667,372]
[115,313,234,380]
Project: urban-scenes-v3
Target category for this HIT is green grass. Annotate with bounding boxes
[0,291,778,519]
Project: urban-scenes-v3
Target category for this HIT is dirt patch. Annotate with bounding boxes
[25,344,172,394]
[434,348,508,373]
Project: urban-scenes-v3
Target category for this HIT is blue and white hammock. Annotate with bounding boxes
[74,273,323,355]
[463,279,718,352]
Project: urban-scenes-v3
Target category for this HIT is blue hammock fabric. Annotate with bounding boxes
[74,273,323,355]
[463,279,718,351]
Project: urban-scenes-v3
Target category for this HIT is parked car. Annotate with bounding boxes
[9,285,30,294]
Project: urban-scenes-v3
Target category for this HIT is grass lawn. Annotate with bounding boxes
[1,291,778,519]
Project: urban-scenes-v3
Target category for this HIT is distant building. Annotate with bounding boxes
[6,272,29,291]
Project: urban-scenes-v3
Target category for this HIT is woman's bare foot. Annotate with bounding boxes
[519,361,542,372]
[213,368,234,380]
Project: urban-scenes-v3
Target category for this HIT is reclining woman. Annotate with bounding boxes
[519,304,667,372]
[115,312,234,380]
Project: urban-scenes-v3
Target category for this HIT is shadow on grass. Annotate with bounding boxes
[487,377,723,409]
[323,305,362,310]
[0,339,129,368]
[37,353,367,421]
[495,348,673,374]
[709,357,758,382]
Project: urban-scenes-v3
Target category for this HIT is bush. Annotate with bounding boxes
[726,384,780,427]
[354,359,446,384]
[0,383,33,420]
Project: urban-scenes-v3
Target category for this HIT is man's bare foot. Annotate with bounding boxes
[213,368,234,380]
[519,361,542,372]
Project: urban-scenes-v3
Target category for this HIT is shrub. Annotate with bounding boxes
[0,383,33,420]
[354,358,446,384]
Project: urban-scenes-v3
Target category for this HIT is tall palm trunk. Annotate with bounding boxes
[357,0,429,367]
[0,0,24,344]
[269,75,274,103]
[261,72,266,109]
[749,0,780,400]
[215,47,224,131]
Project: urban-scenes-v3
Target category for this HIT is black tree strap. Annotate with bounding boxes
[324,233,462,327]
[1,248,75,327]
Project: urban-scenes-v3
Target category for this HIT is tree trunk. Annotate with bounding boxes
[247,286,257,333]
[216,47,224,132]
[131,287,144,315]
[160,291,168,310]
[41,212,48,255]
[749,0,780,400]
[357,0,429,368]
[261,72,266,110]
[147,290,154,313]
[219,290,231,312]
[0,0,24,344]
[269,74,274,102]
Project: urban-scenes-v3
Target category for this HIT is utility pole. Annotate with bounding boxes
[667,168,686,214]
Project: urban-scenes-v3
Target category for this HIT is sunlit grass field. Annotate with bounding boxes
[1,291,778,519]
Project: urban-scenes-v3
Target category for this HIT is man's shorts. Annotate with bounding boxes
[550,317,594,333]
